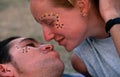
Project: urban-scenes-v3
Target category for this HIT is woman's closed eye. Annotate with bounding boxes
[41,19,55,26]
[47,20,54,26]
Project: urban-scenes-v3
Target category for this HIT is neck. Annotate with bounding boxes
[87,7,108,39]
[91,17,108,39]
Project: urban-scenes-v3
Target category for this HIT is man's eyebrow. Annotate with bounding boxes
[19,38,38,44]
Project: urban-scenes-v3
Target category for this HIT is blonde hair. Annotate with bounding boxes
[67,0,76,6]
[68,0,99,8]
[51,0,74,8]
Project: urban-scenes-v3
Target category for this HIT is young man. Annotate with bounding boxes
[0,36,84,77]
[0,36,64,77]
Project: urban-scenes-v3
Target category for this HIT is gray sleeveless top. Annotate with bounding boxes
[74,37,120,77]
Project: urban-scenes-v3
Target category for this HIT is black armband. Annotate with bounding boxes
[106,18,120,34]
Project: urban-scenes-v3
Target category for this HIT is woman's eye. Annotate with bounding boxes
[47,20,54,26]
[26,43,36,47]
[48,22,53,25]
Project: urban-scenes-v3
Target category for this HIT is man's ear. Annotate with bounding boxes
[76,0,90,16]
[0,64,14,77]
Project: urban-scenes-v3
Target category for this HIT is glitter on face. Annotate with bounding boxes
[39,12,64,29]
[15,45,30,53]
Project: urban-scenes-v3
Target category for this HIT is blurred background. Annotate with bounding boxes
[0,0,77,74]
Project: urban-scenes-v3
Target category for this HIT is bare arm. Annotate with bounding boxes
[110,24,120,56]
[71,54,92,77]
[99,0,120,56]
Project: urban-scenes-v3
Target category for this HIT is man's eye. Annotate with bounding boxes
[26,43,36,47]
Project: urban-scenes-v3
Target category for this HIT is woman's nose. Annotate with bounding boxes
[43,27,55,41]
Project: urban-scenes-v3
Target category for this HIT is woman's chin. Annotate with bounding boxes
[65,46,74,52]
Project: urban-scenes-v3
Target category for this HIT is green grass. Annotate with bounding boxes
[0,0,76,73]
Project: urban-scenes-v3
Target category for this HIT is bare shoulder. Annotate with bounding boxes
[71,53,92,77]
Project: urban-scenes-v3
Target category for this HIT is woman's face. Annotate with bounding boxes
[30,0,89,51]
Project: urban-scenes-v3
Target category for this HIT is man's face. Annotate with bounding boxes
[9,37,64,77]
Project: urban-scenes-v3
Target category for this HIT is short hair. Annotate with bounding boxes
[0,36,20,64]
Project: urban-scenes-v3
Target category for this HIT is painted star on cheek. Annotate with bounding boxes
[39,12,64,29]
[55,23,64,29]
[15,46,30,53]
[54,14,64,29]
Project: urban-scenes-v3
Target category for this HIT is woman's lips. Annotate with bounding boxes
[57,38,65,45]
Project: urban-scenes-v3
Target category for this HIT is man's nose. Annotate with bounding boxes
[43,27,55,41]
[40,44,54,51]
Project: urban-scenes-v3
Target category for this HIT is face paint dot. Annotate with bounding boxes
[28,48,30,51]
[56,16,59,19]
[44,15,46,17]
[22,49,25,53]
[56,24,58,25]
[41,17,43,19]
[55,25,58,28]
[25,50,28,53]
[16,46,19,49]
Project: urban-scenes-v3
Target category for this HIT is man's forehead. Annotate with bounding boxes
[9,37,38,45]
[9,38,25,46]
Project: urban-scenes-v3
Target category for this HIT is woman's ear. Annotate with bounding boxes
[0,64,14,77]
[76,0,89,16]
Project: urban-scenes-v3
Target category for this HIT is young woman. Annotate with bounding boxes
[30,0,120,76]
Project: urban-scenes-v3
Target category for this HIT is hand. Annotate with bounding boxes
[99,0,120,22]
